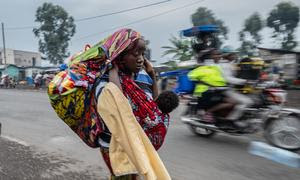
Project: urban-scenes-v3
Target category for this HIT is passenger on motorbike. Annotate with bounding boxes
[188,48,237,123]
[219,47,253,124]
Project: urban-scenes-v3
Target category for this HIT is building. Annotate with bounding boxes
[0,48,50,82]
[258,47,300,80]
[0,48,42,67]
[23,66,59,79]
[0,64,59,83]
[0,64,20,80]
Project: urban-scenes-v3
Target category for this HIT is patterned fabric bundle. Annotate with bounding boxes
[48,28,169,151]
[49,29,141,97]
[48,29,141,147]
[121,75,169,150]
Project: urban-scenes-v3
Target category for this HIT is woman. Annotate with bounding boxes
[94,31,171,180]
[49,29,176,179]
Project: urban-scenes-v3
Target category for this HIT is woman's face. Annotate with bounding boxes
[120,39,146,74]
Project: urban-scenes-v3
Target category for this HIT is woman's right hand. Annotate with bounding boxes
[143,57,156,78]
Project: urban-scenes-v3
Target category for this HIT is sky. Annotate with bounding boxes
[0,0,300,65]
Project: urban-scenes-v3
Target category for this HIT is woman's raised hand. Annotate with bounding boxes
[143,57,155,78]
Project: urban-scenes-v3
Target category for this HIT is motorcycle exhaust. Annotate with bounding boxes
[181,116,219,130]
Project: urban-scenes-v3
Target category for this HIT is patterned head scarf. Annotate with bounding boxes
[49,28,142,95]
[70,28,141,65]
[102,28,141,62]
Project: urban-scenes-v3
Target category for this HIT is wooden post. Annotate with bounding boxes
[1,22,7,65]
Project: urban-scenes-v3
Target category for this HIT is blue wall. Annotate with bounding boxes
[1,65,20,80]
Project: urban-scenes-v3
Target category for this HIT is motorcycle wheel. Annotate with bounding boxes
[264,114,300,151]
[189,125,216,137]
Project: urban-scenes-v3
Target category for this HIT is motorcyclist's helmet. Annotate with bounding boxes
[221,45,238,55]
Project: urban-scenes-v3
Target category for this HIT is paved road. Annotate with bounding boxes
[0,89,300,180]
[0,137,102,180]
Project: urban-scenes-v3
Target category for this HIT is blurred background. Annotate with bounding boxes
[0,0,300,179]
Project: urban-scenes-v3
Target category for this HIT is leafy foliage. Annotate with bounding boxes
[161,60,178,69]
[161,35,193,62]
[239,12,264,55]
[191,7,228,47]
[267,2,299,50]
[33,3,76,64]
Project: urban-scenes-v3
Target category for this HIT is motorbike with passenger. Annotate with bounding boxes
[179,52,300,150]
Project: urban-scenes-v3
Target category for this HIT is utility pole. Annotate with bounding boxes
[1,22,7,65]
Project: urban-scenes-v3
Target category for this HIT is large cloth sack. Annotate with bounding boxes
[48,29,141,148]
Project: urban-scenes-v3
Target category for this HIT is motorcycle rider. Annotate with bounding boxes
[219,46,253,124]
[188,48,237,123]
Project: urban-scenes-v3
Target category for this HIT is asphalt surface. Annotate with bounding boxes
[0,89,300,180]
[0,138,101,180]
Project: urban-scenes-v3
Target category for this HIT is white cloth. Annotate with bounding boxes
[219,60,246,85]
[34,73,43,83]
[225,90,253,120]
[219,60,254,120]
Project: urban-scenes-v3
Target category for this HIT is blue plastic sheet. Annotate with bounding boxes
[160,69,195,94]
[181,25,219,37]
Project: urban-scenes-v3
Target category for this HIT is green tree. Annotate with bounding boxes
[161,35,193,62]
[239,12,264,55]
[267,2,299,50]
[161,60,178,69]
[33,3,76,64]
[191,7,228,47]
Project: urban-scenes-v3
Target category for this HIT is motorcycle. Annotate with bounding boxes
[181,82,300,151]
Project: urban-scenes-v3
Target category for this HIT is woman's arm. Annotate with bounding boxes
[143,58,158,100]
